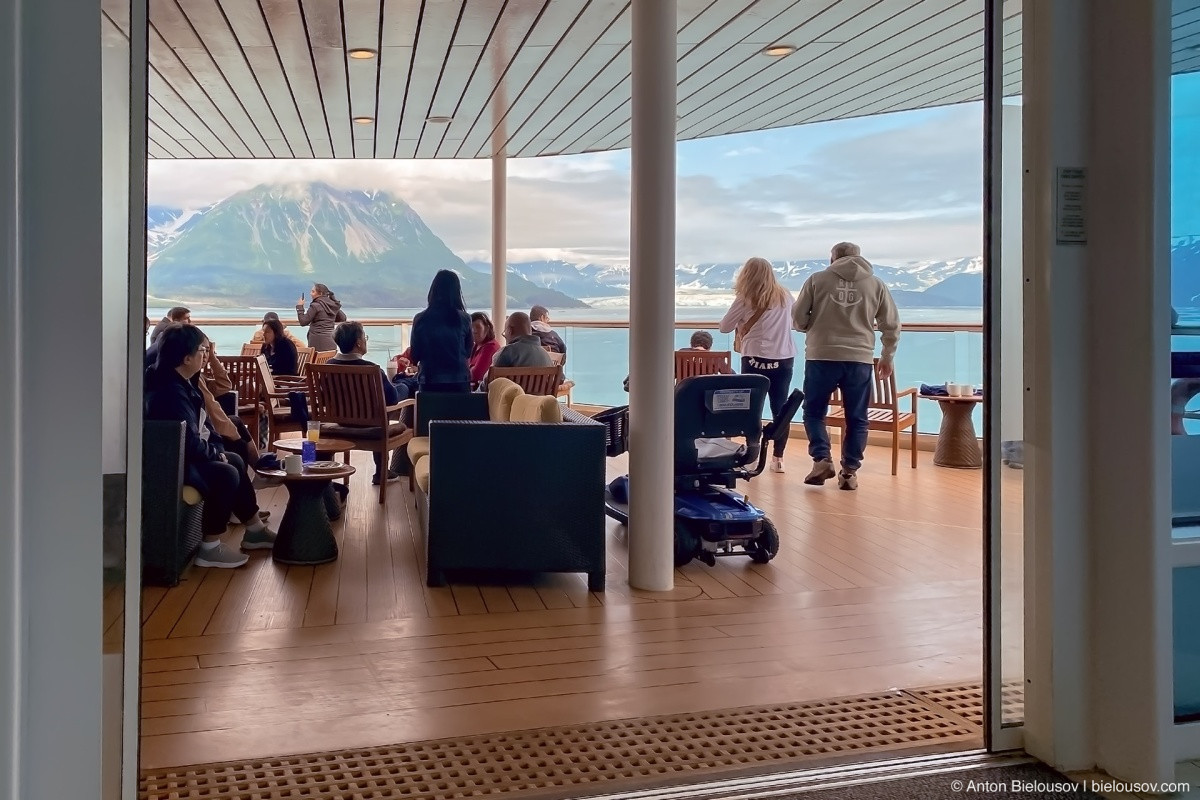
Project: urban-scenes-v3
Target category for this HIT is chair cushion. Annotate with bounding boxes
[413,456,431,494]
[322,420,407,440]
[408,436,430,465]
[181,485,203,506]
[510,394,563,423]
[487,379,523,421]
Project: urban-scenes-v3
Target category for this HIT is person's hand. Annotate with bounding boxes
[877,359,894,380]
[298,295,305,306]
[218,453,228,463]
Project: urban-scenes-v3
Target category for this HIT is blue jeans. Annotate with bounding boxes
[741,356,795,457]
[802,360,873,472]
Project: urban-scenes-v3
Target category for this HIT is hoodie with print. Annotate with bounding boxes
[791,255,900,364]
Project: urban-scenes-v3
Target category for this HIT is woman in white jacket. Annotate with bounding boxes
[719,257,797,473]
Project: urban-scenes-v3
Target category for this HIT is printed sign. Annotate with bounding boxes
[1056,167,1086,245]
[711,388,752,411]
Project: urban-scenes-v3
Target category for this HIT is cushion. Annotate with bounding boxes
[510,394,563,423]
[322,420,407,440]
[407,436,430,465]
[181,485,203,506]
[413,456,431,494]
[487,379,523,422]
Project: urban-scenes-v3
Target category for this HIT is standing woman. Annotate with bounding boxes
[468,311,501,389]
[261,317,299,376]
[295,283,346,352]
[719,256,797,473]
[410,270,473,393]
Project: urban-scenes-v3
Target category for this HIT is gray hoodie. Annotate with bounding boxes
[791,255,900,364]
[295,294,346,351]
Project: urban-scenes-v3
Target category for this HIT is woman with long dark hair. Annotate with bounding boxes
[261,317,299,376]
[410,270,473,392]
[295,282,346,352]
[468,311,500,388]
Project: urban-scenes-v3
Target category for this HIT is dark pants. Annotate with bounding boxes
[189,452,259,536]
[421,381,470,393]
[741,356,795,457]
[802,360,874,472]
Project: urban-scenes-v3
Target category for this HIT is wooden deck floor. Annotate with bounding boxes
[113,444,1015,771]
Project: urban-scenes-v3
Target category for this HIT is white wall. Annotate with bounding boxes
[0,0,106,798]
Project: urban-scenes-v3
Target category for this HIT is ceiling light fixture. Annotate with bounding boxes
[347,48,378,59]
[353,116,374,125]
[761,43,797,57]
[426,115,454,123]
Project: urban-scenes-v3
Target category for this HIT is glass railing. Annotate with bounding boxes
[181,317,983,435]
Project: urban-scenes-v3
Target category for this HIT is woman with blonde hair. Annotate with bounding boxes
[719,256,797,473]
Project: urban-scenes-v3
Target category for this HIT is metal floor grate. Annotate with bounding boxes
[140,686,987,800]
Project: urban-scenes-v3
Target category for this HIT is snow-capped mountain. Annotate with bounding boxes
[146,205,208,262]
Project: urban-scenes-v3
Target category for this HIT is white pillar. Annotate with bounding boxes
[0,0,105,797]
[1024,0,1174,782]
[491,151,507,336]
[627,0,676,591]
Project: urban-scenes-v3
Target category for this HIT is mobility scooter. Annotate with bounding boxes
[598,373,803,567]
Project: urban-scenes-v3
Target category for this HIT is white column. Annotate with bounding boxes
[492,150,507,336]
[0,0,105,798]
[627,0,676,591]
[1024,0,1174,782]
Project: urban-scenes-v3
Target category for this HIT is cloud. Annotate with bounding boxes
[147,102,985,267]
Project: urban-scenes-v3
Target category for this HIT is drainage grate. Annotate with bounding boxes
[905,682,1024,728]
[140,689,983,800]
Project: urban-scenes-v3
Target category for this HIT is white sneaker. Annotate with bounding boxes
[195,542,249,568]
[769,457,785,473]
[838,470,859,491]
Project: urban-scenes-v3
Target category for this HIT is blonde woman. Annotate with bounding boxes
[719,257,797,473]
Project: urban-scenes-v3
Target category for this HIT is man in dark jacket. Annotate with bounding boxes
[330,321,405,484]
[145,324,275,568]
[148,306,190,346]
[529,305,567,356]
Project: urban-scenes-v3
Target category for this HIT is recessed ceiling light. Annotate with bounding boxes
[426,115,454,123]
[353,116,374,125]
[347,48,378,60]
[761,43,797,57]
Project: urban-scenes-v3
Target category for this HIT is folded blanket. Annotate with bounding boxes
[920,383,948,396]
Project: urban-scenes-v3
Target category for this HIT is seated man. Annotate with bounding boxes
[148,306,191,346]
[622,330,731,392]
[145,324,275,568]
[330,321,405,484]
[529,304,566,356]
[493,312,554,369]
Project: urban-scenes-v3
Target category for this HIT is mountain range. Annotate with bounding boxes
[147,180,994,309]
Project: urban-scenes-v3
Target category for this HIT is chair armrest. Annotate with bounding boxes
[896,387,917,412]
[386,398,416,414]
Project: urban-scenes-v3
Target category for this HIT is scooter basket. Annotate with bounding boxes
[592,404,629,457]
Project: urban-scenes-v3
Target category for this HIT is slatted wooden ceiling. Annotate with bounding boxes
[100,0,1197,160]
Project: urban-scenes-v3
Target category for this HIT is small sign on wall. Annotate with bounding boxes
[1056,167,1086,245]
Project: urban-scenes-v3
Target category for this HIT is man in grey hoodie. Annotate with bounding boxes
[791,242,900,490]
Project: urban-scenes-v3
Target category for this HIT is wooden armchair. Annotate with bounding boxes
[488,365,562,398]
[254,354,306,446]
[674,349,733,382]
[825,358,917,475]
[215,355,264,443]
[313,349,336,366]
[241,343,263,357]
[306,364,415,504]
[295,346,316,374]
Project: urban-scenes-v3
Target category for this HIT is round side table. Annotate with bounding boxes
[257,464,356,565]
[274,437,356,518]
[920,395,984,469]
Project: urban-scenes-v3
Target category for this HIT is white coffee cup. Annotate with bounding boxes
[284,454,303,474]
[948,384,963,397]
[962,384,976,395]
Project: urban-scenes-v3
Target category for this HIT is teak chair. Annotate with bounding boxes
[313,349,336,365]
[240,343,263,357]
[295,346,316,374]
[215,355,264,443]
[674,349,733,382]
[254,354,306,446]
[306,364,415,503]
[824,358,918,475]
[488,365,562,398]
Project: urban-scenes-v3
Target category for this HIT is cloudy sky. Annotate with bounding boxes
[148,102,986,267]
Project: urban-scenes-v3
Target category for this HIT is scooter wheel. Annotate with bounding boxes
[750,519,780,564]
[674,522,699,568]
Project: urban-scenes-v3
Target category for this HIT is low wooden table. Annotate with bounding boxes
[257,464,356,565]
[920,395,984,469]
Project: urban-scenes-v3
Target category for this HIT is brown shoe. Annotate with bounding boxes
[837,470,858,491]
[804,459,835,485]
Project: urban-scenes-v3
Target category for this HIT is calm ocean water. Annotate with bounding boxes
[151,304,986,435]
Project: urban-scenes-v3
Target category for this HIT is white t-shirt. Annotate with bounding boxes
[719,292,797,361]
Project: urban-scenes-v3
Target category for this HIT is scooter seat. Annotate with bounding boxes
[695,437,746,470]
